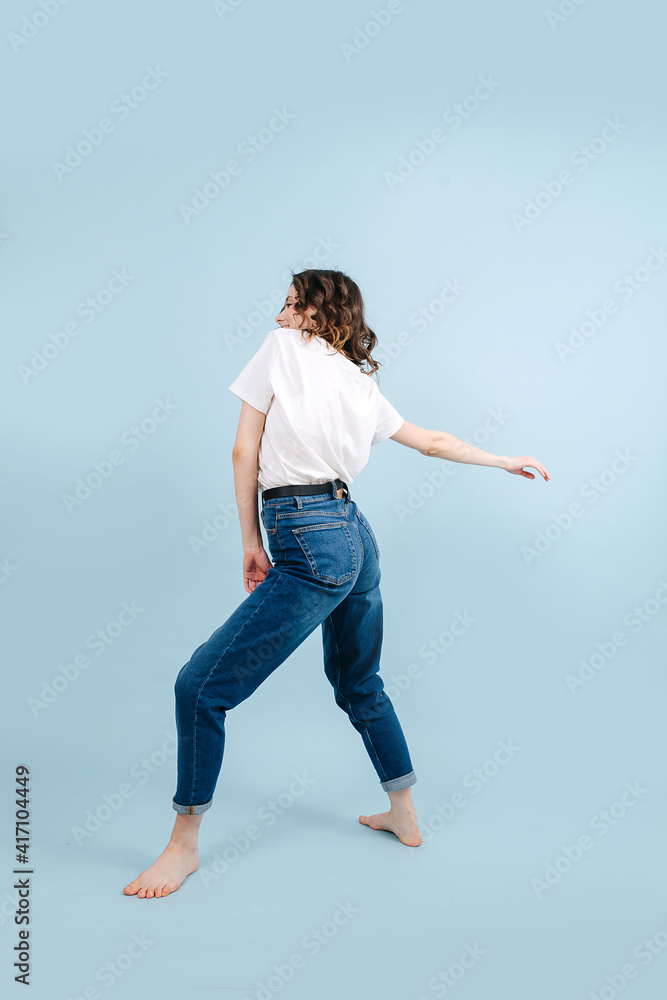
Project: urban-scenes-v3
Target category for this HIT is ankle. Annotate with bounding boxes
[170,812,205,848]
[167,837,198,851]
[387,789,416,813]
[391,803,416,817]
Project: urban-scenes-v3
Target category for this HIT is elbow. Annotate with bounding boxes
[232,444,257,463]
[423,432,443,458]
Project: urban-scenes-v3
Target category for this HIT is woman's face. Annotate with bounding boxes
[275,285,316,330]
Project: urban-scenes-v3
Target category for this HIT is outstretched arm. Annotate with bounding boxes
[389,420,550,481]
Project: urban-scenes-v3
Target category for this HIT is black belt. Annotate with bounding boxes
[262,478,348,501]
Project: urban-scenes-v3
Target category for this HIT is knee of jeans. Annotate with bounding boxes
[343,683,386,715]
[174,665,195,702]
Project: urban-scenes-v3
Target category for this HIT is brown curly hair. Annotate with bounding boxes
[289,269,383,379]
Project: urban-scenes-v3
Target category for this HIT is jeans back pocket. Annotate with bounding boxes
[291,522,357,586]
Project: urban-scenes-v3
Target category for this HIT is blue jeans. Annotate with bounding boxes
[172,479,416,815]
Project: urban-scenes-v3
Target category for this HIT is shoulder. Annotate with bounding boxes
[262,327,304,352]
[249,327,292,361]
[261,327,283,347]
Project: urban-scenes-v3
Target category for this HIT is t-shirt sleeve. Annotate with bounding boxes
[372,390,404,446]
[227,330,279,414]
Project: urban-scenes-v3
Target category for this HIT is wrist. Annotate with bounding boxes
[243,538,264,553]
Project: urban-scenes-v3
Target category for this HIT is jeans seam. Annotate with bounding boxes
[188,569,283,805]
[350,520,365,574]
[290,522,349,530]
[276,512,347,520]
[355,509,380,560]
[330,611,386,782]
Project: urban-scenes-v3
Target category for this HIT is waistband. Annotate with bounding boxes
[262,478,348,502]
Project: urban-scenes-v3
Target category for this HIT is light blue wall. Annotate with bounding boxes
[2,1,665,998]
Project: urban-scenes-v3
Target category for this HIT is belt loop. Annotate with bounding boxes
[295,494,303,509]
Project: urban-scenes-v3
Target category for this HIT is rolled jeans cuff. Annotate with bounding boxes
[172,797,213,815]
[381,770,417,792]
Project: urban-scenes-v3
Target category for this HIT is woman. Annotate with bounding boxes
[123,269,550,898]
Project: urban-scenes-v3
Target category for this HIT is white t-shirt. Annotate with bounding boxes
[228,327,404,491]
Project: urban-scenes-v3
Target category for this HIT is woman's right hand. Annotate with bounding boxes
[504,456,550,481]
[243,546,273,593]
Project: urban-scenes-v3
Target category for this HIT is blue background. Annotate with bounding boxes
[2,1,666,998]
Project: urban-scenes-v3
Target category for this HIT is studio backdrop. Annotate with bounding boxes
[2,2,665,999]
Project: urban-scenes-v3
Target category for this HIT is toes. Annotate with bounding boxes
[124,874,181,899]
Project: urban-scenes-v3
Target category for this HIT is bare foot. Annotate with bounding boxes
[359,808,422,847]
[123,843,199,898]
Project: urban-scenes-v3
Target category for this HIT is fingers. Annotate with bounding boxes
[531,460,550,481]
[525,456,550,481]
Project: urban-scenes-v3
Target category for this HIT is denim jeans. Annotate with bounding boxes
[172,479,416,814]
